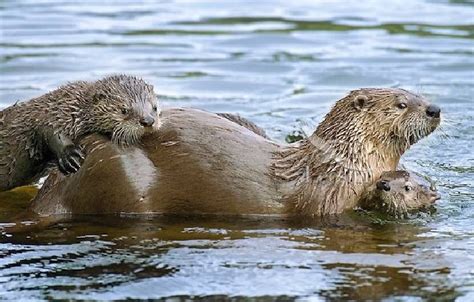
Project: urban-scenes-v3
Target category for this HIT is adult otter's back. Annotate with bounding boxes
[0,75,160,192]
[31,109,282,215]
[31,88,441,217]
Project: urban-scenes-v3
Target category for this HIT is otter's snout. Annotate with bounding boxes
[429,191,441,203]
[426,104,441,118]
[376,180,391,192]
[140,116,155,127]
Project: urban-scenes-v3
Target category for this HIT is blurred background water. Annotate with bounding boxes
[0,0,473,300]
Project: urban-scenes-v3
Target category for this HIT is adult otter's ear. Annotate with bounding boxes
[353,95,370,111]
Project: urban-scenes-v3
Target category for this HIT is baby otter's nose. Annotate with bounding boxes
[376,180,391,192]
[430,191,441,202]
[140,116,155,127]
[426,104,441,118]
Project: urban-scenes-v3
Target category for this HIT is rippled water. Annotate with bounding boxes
[0,0,473,300]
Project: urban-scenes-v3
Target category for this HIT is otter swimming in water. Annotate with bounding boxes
[360,170,440,217]
[29,88,441,217]
[0,75,160,192]
[273,88,441,216]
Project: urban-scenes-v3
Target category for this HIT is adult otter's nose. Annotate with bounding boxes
[376,180,391,192]
[426,104,441,118]
[140,116,155,127]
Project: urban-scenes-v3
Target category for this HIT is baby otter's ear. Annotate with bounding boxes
[353,95,370,111]
[93,91,107,102]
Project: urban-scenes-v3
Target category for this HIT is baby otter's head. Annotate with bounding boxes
[315,88,441,167]
[88,75,160,145]
[360,170,440,217]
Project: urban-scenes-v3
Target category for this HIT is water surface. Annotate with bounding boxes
[0,0,473,300]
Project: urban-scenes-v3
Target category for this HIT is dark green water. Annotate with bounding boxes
[0,0,473,300]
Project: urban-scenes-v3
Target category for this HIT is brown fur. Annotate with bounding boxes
[0,75,159,191]
[217,113,268,138]
[273,88,440,215]
[29,88,440,217]
[31,109,283,216]
[359,171,440,217]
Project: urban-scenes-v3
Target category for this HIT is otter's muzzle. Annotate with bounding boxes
[429,191,441,203]
[426,104,441,118]
[140,116,155,127]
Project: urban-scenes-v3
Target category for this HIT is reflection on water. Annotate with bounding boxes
[0,0,473,300]
[0,209,461,300]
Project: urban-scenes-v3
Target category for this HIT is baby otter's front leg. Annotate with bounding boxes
[42,130,85,175]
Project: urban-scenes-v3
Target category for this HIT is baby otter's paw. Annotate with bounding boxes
[58,145,85,175]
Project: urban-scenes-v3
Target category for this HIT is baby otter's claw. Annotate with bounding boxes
[58,145,85,175]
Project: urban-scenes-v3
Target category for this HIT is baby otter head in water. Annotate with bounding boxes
[360,171,440,217]
[87,75,160,145]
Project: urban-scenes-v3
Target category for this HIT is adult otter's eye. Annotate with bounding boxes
[405,185,411,192]
[397,103,408,109]
[121,108,129,115]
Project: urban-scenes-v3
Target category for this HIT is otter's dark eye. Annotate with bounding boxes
[121,108,129,115]
[397,103,408,109]
[405,185,411,192]
[152,105,158,112]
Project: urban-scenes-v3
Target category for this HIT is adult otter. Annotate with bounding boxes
[29,88,441,217]
[219,114,440,217]
[273,88,440,215]
[0,75,160,192]
[359,171,440,217]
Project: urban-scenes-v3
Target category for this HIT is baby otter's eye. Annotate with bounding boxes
[404,185,412,192]
[152,105,158,112]
[397,103,408,109]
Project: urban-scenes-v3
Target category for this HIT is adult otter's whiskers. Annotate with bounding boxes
[274,88,441,216]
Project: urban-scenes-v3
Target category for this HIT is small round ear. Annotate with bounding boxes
[353,95,369,111]
[93,91,107,102]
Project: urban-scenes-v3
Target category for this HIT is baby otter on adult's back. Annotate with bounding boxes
[0,75,160,192]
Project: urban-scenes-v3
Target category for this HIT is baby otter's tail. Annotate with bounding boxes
[217,113,268,139]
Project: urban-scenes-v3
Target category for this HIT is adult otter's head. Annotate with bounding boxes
[360,171,440,217]
[313,88,440,168]
[88,75,161,145]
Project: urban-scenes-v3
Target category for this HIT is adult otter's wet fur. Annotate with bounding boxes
[0,75,160,192]
[359,171,440,217]
[274,88,441,215]
[29,88,440,217]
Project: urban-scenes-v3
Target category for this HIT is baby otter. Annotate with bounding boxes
[0,75,160,192]
[360,170,440,217]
